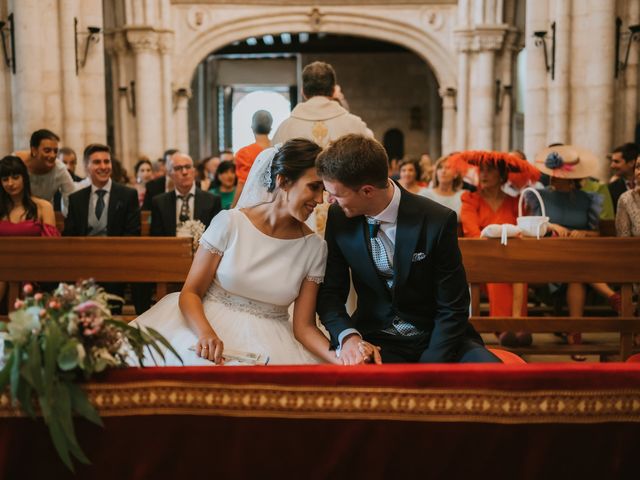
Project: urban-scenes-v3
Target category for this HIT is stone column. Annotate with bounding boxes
[111,32,133,168]
[498,28,518,151]
[11,0,44,149]
[454,32,472,150]
[174,88,191,153]
[127,28,163,159]
[586,0,616,179]
[524,0,549,161]
[59,0,84,151]
[621,1,639,144]
[547,0,570,145]
[471,28,505,150]
[439,87,457,155]
[159,31,175,151]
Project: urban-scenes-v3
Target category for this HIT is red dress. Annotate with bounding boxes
[0,219,61,237]
[460,191,527,316]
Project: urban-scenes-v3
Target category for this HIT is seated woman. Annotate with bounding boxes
[419,155,465,217]
[133,139,375,365]
[530,145,614,348]
[451,150,540,347]
[209,160,236,210]
[0,155,60,304]
[397,159,423,194]
[133,157,153,207]
[616,156,640,237]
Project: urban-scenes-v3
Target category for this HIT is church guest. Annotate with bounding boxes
[25,129,76,212]
[231,110,273,208]
[64,144,141,314]
[210,160,236,210]
[453,150,540,347]
[134,158,153,207]
[397,159,423,194]
[419,155,464,218]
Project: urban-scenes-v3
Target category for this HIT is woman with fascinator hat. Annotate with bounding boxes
[529,145,620,349]
[451,150,540,348]
[133,139,354,365]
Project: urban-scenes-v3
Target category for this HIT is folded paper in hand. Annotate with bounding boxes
[188,346,269,365]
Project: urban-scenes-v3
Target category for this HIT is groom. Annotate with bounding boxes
[316,134,499,364]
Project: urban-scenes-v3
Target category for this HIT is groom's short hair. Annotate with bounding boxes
[316,134,389,190]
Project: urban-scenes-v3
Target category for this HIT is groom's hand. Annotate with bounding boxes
[340,335,382,365]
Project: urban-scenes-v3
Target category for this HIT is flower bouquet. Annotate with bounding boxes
[176,219,206,253]
[0,280,181,471]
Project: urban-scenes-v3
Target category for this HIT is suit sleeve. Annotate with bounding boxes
[63,195,77,236]
[124,188,141,236]
[150,196,163,236]
[316,208,356,349]
[420,211,472,363]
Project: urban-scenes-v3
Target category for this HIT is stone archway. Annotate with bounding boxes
[171,7,457,153]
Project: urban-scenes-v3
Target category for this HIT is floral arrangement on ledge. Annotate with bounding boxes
[176,219,206,253]
[0,280,181,471]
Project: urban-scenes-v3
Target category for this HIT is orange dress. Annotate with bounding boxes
[235,143,267,183]
[460,191,527,317]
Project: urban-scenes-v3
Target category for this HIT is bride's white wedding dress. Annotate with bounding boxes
[133,209,327,365]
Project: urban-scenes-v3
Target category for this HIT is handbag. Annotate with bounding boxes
[517,187,549,239]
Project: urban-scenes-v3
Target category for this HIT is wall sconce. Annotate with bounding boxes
[75,17,101,75]
[0,14,15,74]
[615,17,640,78]
[495,80,512,112]
[173,87,191,111]
[533,21,555,80]
[444,87,457,112]
[118,81,136,116]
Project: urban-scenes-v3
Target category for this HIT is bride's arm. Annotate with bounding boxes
[293,280,339,364]
[178,246,224,364]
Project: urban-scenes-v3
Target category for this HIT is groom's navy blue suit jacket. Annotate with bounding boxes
[317,187,483,363]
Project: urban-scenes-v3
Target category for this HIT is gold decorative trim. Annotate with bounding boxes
[2,381,640,424]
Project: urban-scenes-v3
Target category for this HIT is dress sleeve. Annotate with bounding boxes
[585,191,603,231]
[615,193,632,237]
[199,209,232,256]
[234,147,252,183]
[305,238,328,284]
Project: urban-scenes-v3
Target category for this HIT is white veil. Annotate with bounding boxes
[234,144,280,209]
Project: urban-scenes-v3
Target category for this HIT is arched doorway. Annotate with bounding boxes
[187,33,444,162]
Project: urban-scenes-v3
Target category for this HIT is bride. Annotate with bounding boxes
[134,139,347,365]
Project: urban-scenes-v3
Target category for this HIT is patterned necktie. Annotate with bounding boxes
[95,190,107,220]
[178,193,193,223]
[367,218,393,288]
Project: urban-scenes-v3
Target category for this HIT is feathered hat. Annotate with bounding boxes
[448,150,540,188]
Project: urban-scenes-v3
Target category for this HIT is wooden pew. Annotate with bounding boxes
[0,237,192,318]
[54,211,152,236]
[459,237,640,360]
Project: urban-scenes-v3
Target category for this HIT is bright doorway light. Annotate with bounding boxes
[232,90,291,151]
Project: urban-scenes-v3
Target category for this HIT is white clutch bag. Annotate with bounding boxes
[517,187,549,239]
[480,224,521,245]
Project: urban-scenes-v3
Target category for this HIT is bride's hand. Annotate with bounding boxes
[197,335,224,364]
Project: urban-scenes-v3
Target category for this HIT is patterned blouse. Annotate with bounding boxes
[616,189,640,237]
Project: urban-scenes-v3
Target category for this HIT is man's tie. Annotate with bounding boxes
[178,193,193,223]
[95,189,107,220]
[367,218,393,288]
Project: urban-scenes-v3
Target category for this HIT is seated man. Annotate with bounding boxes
[64,143,141,313]
[150,152,221,236]
[316,134,499,365]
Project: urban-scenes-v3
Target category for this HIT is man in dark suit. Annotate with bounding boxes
[64,143,141,313]
[142,148,177,211]
[316,134,498,365]
[150,152,221,236]
[608,143,638,212]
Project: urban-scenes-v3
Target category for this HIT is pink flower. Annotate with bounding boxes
[13,299,24,309]
[74,300,101,314]
[23,284,33,295]
[48,300,59,309]
[39,309,47,317]
[34,293,43,301]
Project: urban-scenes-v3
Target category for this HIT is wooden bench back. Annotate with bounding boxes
[55,211,153,236]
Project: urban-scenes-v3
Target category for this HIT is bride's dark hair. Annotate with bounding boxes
[266,138,322,192]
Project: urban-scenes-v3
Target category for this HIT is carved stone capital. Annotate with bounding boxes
[158,31,175,55]
[471,27,507,51]
[126,29,159,53]
[454,30,474,53]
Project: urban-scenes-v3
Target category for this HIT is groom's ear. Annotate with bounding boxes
[360,185,375,197]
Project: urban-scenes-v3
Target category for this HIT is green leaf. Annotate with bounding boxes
[43,322,64,398]
[54,382,90,465]
[25,335,44,392]
[0,353,13,391]
[57,339,79,371]
[48,416,74,472]
[10,346,21,404]
[68,382,103,427]
[16,380,35,418]
[145,327,183,365]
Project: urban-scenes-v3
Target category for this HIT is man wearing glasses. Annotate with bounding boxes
[150,152,221,236]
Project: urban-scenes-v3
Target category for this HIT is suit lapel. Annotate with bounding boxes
[107,184,120,234]
[167,191,177,235]
[193,189,206,223]
[393,190,423,291]
[77,187,91,235]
